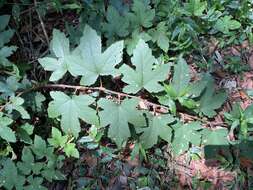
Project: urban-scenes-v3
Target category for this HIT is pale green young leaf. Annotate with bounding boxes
[172,122,202,156]
[138,114,175,149]
[48,127,68,148]
[120,39,170,93]
[98,98,145,147]
[48,91,98,137]
[74,25,124,85]
[64,143,79,158]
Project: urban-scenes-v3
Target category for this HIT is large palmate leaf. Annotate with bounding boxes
[98,98,145,147]
[138,114,175,149]
[103,6,129,38]
[172,122,202,156]
[38,29,83,81]
[73,25,124,86]
[48,91,98,137]
[198,74,227,118]
[149,22,170,52]
[120,39,170,93]
[127,0,155,29]
[39,29,89,81]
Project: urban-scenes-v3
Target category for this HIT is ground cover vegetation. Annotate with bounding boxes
[0,0,253,189]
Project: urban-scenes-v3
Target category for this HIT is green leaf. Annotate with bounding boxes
[138,114,175,149]
[33,135,47,157]
[0,159,25,190]
[171,56,191,95]
[25,92,46,112]
[202,128,229,145]
[127,0,155,29]
[214,16,241,34]
[0,46,17,57]
[38,29,84,81]
[158,95,176,114]
[150,22,169,52]
[198,75,227,118]
[25,176,47,190]
[184,0,207,16]
[103,6,129,38]
[120,39,170,93]
[0,46,17,66]
[0,113,16,142]
[64,143,79,158]
[75,25,124,85]
[172,122,202,156]
[188,78,208,98]
[98,98,145,147]
[48,127,68,148]
[0,29,15,48]
[51,29,70,58]
[0,76,20,97]
[6,96,30,119]
[38,57,67,81]
[0,15,10,31]
[48,91,98,137]
[17,123,34,144]
[0,126,16,142]
[125,30,151,55]
[17,147,34,175]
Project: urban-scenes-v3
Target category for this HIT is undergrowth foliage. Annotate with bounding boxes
[0,0,253,189]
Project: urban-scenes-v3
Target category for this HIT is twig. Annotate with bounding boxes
[34,0,50,46]
[42,83,170,110]
[0,83,225,126]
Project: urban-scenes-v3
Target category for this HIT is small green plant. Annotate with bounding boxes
[225,103,253,139]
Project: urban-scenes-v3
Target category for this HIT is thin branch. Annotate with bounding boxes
[34,0,50,46]
[0,83,224,126]
[42,83,169,110]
